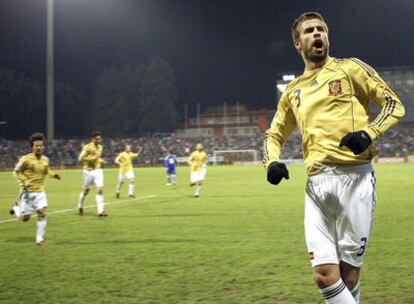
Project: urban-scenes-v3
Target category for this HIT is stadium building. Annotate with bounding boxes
[176,105,274,137]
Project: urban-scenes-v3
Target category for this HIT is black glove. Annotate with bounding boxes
[339,130,372,155]
[267,161,289,185]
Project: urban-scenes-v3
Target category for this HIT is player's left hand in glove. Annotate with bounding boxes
[267,161,289,185]
[339,130,372,155]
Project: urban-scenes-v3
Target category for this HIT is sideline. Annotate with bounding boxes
[0,194,157,224]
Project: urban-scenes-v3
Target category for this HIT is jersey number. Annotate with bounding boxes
[357,237,367,256]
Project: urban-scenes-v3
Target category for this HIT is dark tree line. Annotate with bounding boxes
[0,56,180,139]
[0,69,45,139]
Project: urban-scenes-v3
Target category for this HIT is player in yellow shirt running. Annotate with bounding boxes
[188,143,207,198]
[10,132,61,246]
[77,131,108,217]
[263,12,405,304]
[115,144,143,198]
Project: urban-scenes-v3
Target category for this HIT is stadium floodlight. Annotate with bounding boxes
[282,74,296,81]
[46,0,54,141]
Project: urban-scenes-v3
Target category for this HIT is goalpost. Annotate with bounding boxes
[212,149,259,165]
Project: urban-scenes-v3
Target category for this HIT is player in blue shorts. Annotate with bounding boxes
[164,151,177,186]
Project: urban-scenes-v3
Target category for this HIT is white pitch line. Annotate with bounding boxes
[0,218,20,224]
[0,194,157,224]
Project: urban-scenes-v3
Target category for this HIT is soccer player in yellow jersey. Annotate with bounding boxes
[115,144,143,198]
[10,132,61,245]
[188,143,207,198]
[77,131,108,217]
[263,12,405,304]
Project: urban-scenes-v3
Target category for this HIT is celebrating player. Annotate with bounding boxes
[164,150,177,186]
[10,132,61,246]
[188,143,207,198]
[77,131,108,217]
[263,12,405,304]
[115,144,143,198]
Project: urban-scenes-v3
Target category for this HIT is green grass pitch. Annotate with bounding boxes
[0,164,413,304]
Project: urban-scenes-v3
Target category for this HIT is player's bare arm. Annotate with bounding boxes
[114,154,122,166]
[50,171,61,180]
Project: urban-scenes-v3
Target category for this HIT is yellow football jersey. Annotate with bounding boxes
[188,151,207,173]
[78,142,103,170]
[115,151,139,174]
[14,153,56,192]
[264,57,405,175]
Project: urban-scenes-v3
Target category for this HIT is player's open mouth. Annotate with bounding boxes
[313,39,323,51]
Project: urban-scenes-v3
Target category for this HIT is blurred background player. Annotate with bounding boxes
[115,144,143,198]
[187,143,207,198]
[164,150,177,186]
[10,132,61,245]
[77,131,108,217]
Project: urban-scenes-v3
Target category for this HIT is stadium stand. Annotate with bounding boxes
[1,127,413,169]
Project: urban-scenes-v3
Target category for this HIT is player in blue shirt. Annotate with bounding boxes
[164,151,177,186]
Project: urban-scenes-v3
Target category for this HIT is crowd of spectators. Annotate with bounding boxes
[1,127,413,169]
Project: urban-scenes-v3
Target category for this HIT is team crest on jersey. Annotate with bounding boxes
[328,80,342,96]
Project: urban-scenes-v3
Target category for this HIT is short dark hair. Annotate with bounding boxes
[291,11,328,42]
[29,132,45,147]
[91,131,101,138]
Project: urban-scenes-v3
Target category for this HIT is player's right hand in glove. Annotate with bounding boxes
[267,161,289,185]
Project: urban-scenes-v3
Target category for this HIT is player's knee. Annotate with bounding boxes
[313,266,340,289]
[22,215,31,222]
[313,272,336,289]
[97,188,103,195]
[83,188,90,195]
[129,179,134,184]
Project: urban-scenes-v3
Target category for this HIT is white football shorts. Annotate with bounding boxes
[201,164,207,176]
[118,171,135,182]
[304,163,376,268]
[19,190,48,215]
[191,171,206,184]
[82,168,104,189]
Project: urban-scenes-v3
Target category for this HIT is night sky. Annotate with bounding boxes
[1,0,413,114]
